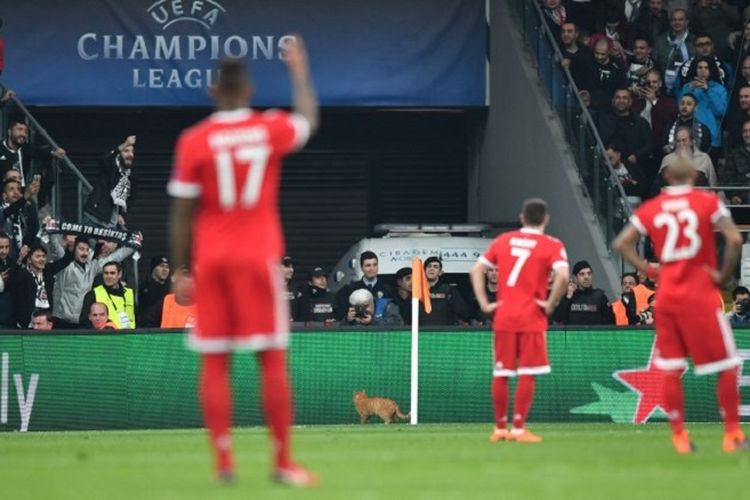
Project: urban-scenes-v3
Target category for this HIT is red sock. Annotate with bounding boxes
[200,353,233,474]
[259,349,292,469]
[512,376,536,429]
[492,377,509,429]
[718,368,740,434]
[663,371,685,435]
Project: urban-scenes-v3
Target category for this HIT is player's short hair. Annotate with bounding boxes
[359,250,377,266]
[216,58,251,94]
[102,261,122,273]
[732,286,750,301]
[522,198,548,226]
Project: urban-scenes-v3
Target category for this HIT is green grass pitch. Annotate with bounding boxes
[1,423,748,499]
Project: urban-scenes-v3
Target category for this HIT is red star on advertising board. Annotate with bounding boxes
[613,340,687,424]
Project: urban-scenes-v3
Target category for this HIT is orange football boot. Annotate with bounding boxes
[723,430,749,453]
[671,430,695,454]
[509,428,543,443]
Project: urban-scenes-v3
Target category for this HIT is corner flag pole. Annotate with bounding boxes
[410,257,432,425]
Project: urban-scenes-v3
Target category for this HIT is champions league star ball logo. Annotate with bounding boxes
[147,0,226,30]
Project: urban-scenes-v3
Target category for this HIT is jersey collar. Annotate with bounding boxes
[210,108,253,123]
[520,227,543,235]
[664,185,693,195]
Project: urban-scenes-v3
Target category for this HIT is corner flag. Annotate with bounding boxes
[410,257,432,424]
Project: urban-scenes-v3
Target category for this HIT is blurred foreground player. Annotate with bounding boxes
[470,199,569,443]
[168,37,319,484]
[613,157,747,454]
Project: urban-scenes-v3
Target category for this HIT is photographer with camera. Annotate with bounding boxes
[727,286,750,327]
[345,288,403,327]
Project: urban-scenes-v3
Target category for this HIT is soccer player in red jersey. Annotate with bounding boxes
[167,37,319,485]
[613,157,747,453]
[470,198,570,443]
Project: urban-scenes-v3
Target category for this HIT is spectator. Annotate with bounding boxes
[335,250,393,320]
[589,8,631,65]
[728,55,750,113]
[471,265,498,325]
[560,22,594,92]
[30,309,53,331]
[280,256,301,322]
[722,119,750,206]
[723,84,750,148]
[9,244,72,329]
[589,38,628,109]
[50,235,133,328]
[390,266,413,325]
[297,267,336,323]
[0,232,12,328]
[0,17,4,76]
[597,88,652,169]
[632,0,670,44]
[606,142,648,205]
[542,0,568,42]
[653,8,695,94]
[0,119,65,195]
[658,126,718,187]
[79,261,136,329]
[611,273,640,326]
[690,0,739,61]
[88,302,118,331]
[626,36,656,91]
[727,20,750,67]
[139,255,170,314]
[672,34,733,96]
[566,1,599,35]
[419,256,470,326]
[676,57,728,149]
[553,260,615,325]
[663,93,712,153]
[726,286,750,326]
[632,69,678,181]
[345,288,403,327]
[82,135,136,230]
[613,0,646,24]
[1,178,39,257]
[140,268,196,328]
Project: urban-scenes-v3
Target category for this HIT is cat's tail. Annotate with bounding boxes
[396,408,410,420]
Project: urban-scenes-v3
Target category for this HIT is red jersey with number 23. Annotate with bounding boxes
[630,186,730,314]
[480,228,568,332]
[167,108,310,264]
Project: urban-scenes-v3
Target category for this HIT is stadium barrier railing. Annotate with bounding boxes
[1,328,747,432]
[508,0,632,272]
[0,79,92,222]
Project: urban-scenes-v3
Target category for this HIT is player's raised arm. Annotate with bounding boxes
[283,35,319,135]
[711,215,743,286]
[470,261,497,314]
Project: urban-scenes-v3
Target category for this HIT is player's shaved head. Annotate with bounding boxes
[664,157,698,185]
[212,58,253,109]
[521,198,548,227]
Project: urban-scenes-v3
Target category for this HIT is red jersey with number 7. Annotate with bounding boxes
[167,108,310,264]
[480,228,569,332]
[630,186,730,314]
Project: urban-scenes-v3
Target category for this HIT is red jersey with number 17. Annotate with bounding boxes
[630,186,731,314]
[167,108,310,264]
[480,228,569,332]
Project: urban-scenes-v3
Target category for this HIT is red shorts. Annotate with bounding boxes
[492,331,550,377]
[653,306,741,375]
[188,257,289,353]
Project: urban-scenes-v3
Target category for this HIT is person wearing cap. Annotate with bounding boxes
[139,255,171,315]
[391,267,413,324]
[48,232,133,328]
[552,260,614,325]
[345,288,403,327]
[419,256,470,326]
[297,267,336,323]
[334,250,393,321]
[280,256,302,321]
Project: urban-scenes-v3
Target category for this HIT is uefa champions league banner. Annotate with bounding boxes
[0,329,749,432]
[1,0,488,107]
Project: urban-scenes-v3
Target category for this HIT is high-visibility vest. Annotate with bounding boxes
[93,285,136,329]
[632,284,654,313]
[160,293,196,328]
[612,300,629,326]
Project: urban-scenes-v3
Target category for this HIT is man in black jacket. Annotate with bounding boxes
[10,243,73,329]
[83,135,137,229]
[419,256,470,326]
[297,267,336,323]
[597,87,652,168]
[553,260,614,325]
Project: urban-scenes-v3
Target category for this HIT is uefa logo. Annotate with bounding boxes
[147,0,226,30]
